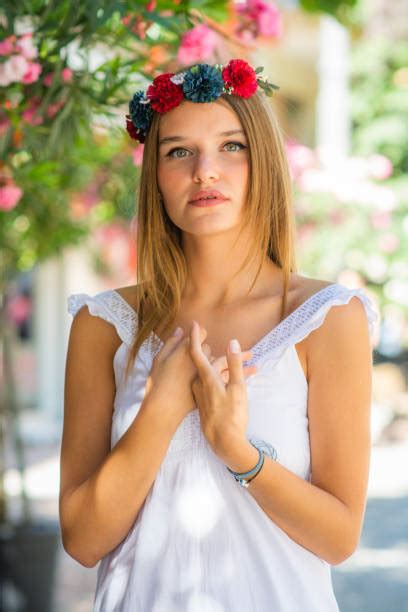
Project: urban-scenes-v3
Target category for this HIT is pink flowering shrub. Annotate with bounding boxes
[235,0,283,40]
[0,32,42,87]
[15,33,38,60]
[0,183,23,211]
[132,144,145,167]
[22,97,43,125]
[21,62,42,84]
[177,24,219,65]
[0,36,16,56]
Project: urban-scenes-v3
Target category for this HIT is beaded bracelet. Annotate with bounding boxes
[227,438,278,488]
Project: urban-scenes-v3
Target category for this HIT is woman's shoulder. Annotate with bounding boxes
[294,275,375,351]
[68,285,143,348]
[113,283,146,314]
[289,274,335,310]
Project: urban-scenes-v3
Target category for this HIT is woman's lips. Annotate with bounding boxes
[188,197,229,207]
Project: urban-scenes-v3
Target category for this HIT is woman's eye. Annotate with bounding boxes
[166,141,246,158]
[224,141,246,151]
[167,148,189,158]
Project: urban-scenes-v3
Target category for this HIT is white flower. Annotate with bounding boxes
[170,72,186,85]
[16,34,38,60]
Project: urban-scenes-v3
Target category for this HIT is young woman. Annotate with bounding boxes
[60,59,378,611]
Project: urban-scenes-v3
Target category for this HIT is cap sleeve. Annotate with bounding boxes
[67,291,135,346]
[249,283,379,367]
[297,286,377,342]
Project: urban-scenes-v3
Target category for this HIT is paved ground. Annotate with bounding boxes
[3,436,408,611]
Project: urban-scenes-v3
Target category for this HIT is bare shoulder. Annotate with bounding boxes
[69,299,122,357]
[114,284,143,313]
[289,274,335,313]
[291,276,342,380]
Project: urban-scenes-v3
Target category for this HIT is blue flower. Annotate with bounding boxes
[129,90,153,131]
[182,64,224,103]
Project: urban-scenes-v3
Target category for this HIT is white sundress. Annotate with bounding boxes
[67,282,378,612]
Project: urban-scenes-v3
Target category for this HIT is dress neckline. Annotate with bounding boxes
[112,282,339,358]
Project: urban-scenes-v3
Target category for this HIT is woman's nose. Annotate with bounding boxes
[192,154,220,183]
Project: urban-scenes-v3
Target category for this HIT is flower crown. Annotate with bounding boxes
[126,58,279,143]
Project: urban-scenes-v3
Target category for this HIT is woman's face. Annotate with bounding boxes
[157,98,249,237]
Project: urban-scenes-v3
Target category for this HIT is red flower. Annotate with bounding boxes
[126,116,145,143]
[146,73,184,113]
[222,59,258,98]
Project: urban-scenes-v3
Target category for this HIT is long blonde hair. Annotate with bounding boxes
[124,88,298,382]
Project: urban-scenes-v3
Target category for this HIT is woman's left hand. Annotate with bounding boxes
[188,320,257,462]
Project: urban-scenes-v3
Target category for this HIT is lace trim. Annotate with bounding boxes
[67,291,138,346]
[68,283,378,368]
[246,283,378,367]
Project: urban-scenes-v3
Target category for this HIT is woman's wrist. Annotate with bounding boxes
[224,438,260,474]
[140,393,181,435]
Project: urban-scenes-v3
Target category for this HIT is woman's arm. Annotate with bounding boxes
[60,307,179,568]
[224,297,372,565]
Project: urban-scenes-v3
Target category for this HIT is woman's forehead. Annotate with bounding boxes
[158,99,242,137]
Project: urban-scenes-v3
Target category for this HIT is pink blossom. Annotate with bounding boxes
[378,232,399,253]
[367,154,393,180]
[22,99,43,125]
[43,72,54,86]
[177,24,219,65]
[0,115,11,135]
[61,67,73,83]
[0,184,23,211]
[285,138,316,181]
[16,33,38,60]
[146,0,157,10]
[0,55,29,86]
[0,35,15,56]
[370,210,392,230]
[132,144,145,166]
[253,0,282,37]
[6,294,32,325]
[0,62,13,87]
[22,62,42,84]
[46,101,64,118]
[235,0,282,38]
[235,29,257,44]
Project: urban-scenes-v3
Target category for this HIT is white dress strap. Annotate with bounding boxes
[249,283,378,364]
[67,289,138,346]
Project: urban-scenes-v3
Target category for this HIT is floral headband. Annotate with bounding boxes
[126,58,279,143]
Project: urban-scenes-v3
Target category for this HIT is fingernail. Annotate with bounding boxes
[229,338,240,353]
[172,326,183,337]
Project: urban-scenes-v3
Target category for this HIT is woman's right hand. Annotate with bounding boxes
[144,327,208,425]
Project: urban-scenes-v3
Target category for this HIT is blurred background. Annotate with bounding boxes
[0,0,407,610]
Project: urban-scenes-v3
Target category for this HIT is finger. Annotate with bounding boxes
[211,350,254,374]
[189,321,219,385]
[226,338,245,385]
[201,342,212,361]
[155,326,185,361]
[221,364,257,384]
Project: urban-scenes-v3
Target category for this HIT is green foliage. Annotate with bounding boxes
[299,0,359,27]
[295,35,408,324]
[351,38,408,174]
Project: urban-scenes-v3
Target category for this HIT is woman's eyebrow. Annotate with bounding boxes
[159,129,245,146]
